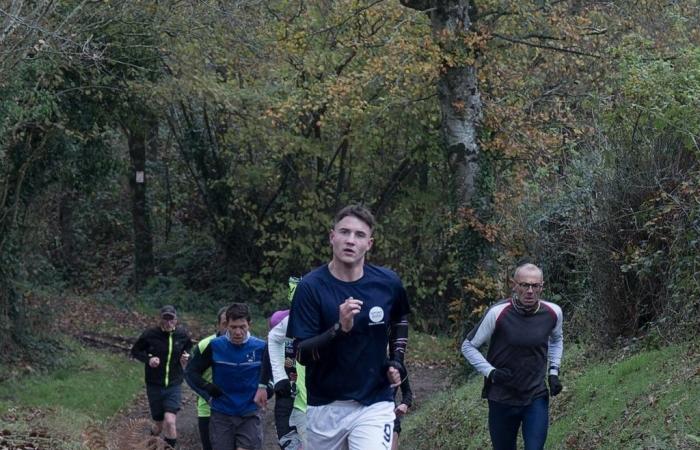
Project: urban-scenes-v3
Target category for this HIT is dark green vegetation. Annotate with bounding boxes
[1,1,699,448]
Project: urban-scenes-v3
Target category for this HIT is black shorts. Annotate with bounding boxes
[146,383,182,421]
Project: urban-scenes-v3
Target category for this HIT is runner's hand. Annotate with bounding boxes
[180,351,189,367]
[254,387,268,410]
[387,365,401,388]
[395,403,409,417]
[488,368,514,385]
[204,383,223,398]
[339,297,363,332]
[548,375,563,396]
[148,357,160,368]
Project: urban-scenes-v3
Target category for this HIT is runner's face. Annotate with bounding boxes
[160,316,177,332]
[513,267,544,306]
[227,318,250,345]
[329,216,373,267]
[216,313,228,334]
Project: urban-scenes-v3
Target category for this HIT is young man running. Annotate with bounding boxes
[287,205,410,450]
[188,306,228,450]
[186,303,270,450]
[461,263,564,450]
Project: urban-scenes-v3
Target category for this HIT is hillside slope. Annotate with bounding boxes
[402,338,700,449]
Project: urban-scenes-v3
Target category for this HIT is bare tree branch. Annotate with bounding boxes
[492,32,602,58]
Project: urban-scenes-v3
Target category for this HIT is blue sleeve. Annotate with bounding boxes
[287,281,322,340]
[390,279,410,322]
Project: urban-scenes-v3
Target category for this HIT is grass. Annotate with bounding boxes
[0,338,143,448]
[402,338,700,449]
[548,339,700,449]
[402,378,492,449]
[0,350,141,419]
[407,331,463,367]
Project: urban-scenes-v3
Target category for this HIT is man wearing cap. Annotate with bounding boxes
[131,305,193,449]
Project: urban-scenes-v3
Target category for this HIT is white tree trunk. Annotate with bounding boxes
[401,0,482,207]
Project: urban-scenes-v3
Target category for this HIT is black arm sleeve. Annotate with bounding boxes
[398,375,413,407]
[259,343,273,385]
[295,324,343,366]
[185,344,222,400]
[130,331,151,364]
[388,314,409,365]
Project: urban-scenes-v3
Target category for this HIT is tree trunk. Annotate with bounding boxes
[127,124,155,290]
[58,190,78,273]
[0,223,23,350]
[400,0,482,208]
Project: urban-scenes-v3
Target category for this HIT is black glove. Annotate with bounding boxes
[548,375,562,396]
[204,382,223,399]
[274,379,292,397]
[488,368,514,385]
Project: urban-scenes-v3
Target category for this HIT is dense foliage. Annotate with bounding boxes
[1,0,698,358]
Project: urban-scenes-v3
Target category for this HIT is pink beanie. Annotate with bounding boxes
[269,310,290,329]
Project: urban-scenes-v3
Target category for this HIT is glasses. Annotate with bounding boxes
[517,282,543,290]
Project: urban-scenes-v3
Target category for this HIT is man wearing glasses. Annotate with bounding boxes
[461,263,564,450]
[131,305,193,449]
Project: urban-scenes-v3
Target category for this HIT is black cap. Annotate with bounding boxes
[160,305,177,319]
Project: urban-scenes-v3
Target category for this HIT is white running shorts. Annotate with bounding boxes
[306,400,395,450]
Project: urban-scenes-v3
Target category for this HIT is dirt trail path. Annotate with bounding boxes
[44,295,452,449]
[106,385,281,450]
[107,362,451,450]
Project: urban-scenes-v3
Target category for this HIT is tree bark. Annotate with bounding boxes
[400,0,482,207]
[58,190,78,273]
[440,63,481,207]
[127,123,155,290]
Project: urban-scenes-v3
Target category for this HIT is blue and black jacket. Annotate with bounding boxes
[186,334,270,417]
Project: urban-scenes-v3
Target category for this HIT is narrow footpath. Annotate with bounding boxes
[106,362,451,450]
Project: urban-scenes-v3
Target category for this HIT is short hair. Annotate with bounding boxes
[333,204,375,231]
[513,263,543,280]
[216,306,228,323]
[225,303,251,322]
